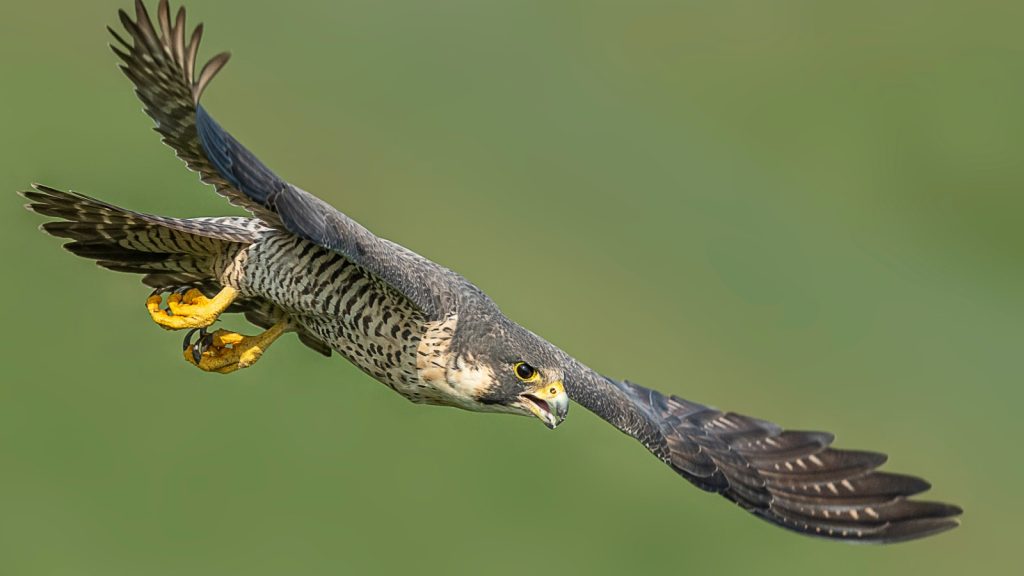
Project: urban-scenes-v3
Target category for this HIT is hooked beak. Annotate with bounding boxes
[520,380,569,429]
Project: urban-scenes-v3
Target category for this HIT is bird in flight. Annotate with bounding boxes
[24,0,960,543]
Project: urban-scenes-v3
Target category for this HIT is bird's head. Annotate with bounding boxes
[461,320,570,429]
[477,357,569,429]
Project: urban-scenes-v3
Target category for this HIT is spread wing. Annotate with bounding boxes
[113,0,456,318]
[563,363,962,543]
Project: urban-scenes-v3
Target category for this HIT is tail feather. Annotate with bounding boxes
[24,183,333,358]
[22,184,258,287]
[98,255,209,276]
[65,241,171,263]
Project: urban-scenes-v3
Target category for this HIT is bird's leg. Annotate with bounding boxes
[181,319,291,374]
[146,286,238,330]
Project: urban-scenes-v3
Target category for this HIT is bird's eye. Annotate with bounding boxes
[514,362,539,382]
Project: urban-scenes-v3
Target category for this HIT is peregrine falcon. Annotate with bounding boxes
[24,1,961,543]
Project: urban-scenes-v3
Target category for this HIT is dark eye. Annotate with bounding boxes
[514,362,538,381]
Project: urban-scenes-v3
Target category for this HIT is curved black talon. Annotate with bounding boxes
[182,327,210,363]
[192,331,214,364]
[182,327,203,351]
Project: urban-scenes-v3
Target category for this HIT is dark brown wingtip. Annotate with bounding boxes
[134,0,150,25]
[185,22,203,88]
[877,515,962,544]
[111,2,231,106]
[193,51,231,104]
[157,0,172,43]
[30,183,63,195]
[107,25,131,50]
[117,9,135,34]
[171,6,187,64]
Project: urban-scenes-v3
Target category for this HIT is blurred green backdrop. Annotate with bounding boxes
[1,1,1020,574]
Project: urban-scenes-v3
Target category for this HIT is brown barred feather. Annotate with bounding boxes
[23,183,330,356]
[23,183,252,281]
[110,0,280,223]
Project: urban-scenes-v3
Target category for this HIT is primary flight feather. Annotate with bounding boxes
[24,0,961,543]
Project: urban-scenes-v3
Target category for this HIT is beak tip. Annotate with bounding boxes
[522,381,569,430]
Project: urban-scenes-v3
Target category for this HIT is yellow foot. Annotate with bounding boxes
[147,286,238,330]
[182,320,290,374]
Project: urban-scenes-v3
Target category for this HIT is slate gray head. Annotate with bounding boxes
[452,315,570,429]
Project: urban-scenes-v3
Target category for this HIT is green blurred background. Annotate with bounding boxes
[1,1,1020,574]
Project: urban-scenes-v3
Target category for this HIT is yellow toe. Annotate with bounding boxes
[183,320,289,374]
[147,286,238,331]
